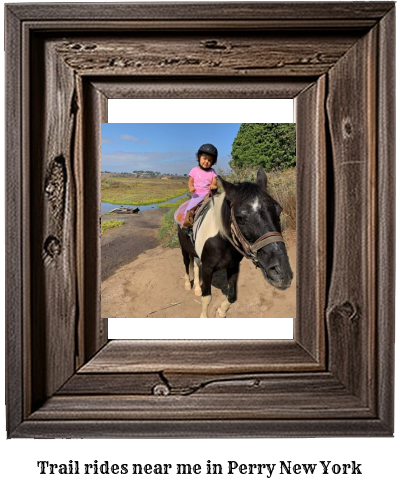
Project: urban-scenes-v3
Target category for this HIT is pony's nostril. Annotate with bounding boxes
[268,266,282,280]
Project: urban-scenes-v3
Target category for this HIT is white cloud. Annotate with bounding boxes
[119,134,149,143]
[101,136,114,144]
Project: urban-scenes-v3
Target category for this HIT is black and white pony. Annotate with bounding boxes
[178,168,293,318]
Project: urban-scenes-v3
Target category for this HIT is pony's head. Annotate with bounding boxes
[219,168,293,290]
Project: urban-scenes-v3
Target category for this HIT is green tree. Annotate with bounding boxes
[230,123,296,171]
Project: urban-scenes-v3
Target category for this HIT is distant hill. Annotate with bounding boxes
[101,171,187,180]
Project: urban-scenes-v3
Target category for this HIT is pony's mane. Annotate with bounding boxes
[220,181,269,234]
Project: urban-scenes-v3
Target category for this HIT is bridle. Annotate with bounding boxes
[227,204,285,268]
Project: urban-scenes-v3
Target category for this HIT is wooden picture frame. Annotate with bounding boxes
[5,2,395,437]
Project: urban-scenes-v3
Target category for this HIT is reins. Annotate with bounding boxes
[228,205,285,268]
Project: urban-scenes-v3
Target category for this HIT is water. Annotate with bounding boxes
[101,193,187,216]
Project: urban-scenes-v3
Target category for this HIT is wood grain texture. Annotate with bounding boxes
[54,33,360,78]
[326,26,377,404]
[5,5,24,436]
[5,2,395,438]
[29,392,371,421]
[92,78,312,100]
[30,37,78,408]
[79,340,320,374]
[58,372,163,395]
[34,371,375,423]
[295,76,327,363]
[375,6,395,432]
[81,81,108,363]
[61,371,356,398]
[14,418,391,439]
[7,2,394,22]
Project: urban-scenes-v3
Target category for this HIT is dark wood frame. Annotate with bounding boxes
[5,2,395,438]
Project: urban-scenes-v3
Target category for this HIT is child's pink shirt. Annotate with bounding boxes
[189,166,217,195]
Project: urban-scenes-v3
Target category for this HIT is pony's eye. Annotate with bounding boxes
[235,215,246,225]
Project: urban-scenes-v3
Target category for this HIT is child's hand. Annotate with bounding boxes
[188,176,195,193]
[210,183,217,190]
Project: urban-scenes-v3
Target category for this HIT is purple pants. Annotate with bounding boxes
[174,192,207,226]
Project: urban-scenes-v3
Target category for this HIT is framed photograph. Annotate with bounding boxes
[5,2,395,437]
[100,118,296,332]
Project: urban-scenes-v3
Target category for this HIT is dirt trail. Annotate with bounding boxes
[101,208,168,282]
[101,209,296,318]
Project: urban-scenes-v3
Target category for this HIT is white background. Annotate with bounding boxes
[1,1,397,486]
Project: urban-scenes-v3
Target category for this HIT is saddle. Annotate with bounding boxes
[180,193,218,246]
[182,192,217,229]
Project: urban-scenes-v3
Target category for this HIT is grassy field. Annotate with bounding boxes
[101,220,125,235]
[101,175,188,205]
[158,196,190,248]
[264,168,296,231]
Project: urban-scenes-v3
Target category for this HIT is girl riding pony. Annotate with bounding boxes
[174,143,218,228]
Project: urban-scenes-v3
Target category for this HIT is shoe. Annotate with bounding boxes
[183,227,193,237]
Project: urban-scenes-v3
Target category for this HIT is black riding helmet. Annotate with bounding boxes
[197,143,218,165]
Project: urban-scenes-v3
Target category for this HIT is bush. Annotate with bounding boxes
[231,123,296,171]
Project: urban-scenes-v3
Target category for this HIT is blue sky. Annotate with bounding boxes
[101,123,241,175]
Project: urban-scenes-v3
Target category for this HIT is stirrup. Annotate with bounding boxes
[182,227,193,236]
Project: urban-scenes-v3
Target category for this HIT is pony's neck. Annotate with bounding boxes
[218,193,232,239]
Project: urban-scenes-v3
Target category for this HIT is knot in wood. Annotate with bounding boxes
[45,181,56,197]
[343,119,353,137]
[328,301,358,323]
[201,39,227,50]
[44,236,61,258]
[339,301,358,321]
[152,383,170,396]
[83,44,97,51]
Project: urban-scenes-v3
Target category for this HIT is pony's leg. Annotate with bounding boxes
[189,254,194,281]
[217,265,239,318]
[193,258,202,296]
[200,264,213,318]
[181,247,192,290]
[201,296,211,319]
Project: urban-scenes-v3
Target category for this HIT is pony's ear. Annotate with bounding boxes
[219,176,236,202]
[256,167,268,190]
